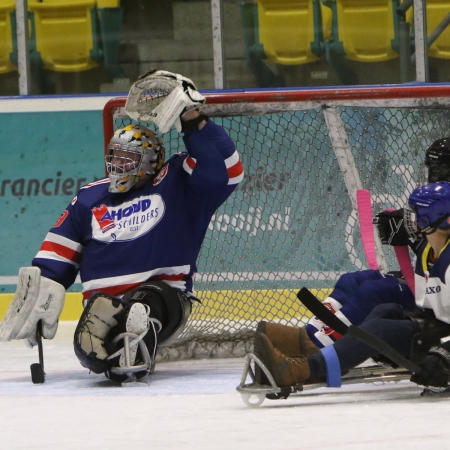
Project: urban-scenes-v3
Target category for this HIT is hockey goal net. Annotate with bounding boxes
[103,85,450,361]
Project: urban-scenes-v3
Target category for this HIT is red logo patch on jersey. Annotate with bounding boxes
[54,210,69,227]
[153,165,168,186]
[92,204,116,233]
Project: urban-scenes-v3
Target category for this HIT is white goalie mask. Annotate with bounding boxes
[106,124,165,193]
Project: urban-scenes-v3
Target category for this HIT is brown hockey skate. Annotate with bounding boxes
[256,321,319,357]
[253,332,311,388]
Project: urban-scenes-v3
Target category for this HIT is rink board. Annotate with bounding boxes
[0,289,330,321]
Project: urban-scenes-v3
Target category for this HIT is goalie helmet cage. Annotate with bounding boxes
[103,84,450,361]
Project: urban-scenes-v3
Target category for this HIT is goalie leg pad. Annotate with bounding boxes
[91,282,192,382]
[122,280,192,348]
[74,293,125,374]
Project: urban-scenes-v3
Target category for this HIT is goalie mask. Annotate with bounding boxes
[405,181,450,238]
[424,138,450,183]
[106,124,165,193]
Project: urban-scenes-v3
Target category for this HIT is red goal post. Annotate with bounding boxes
[102,85,450,361]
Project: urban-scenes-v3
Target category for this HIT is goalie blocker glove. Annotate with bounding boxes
[125,69,206,134]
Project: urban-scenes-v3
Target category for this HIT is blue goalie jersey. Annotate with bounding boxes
[32,120,244,300]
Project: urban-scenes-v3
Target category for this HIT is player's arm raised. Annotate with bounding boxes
[125,69,244,193]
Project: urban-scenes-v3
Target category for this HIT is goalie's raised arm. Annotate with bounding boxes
[125,69,206,134]
[180,111,244,193]
[180,108,208,131]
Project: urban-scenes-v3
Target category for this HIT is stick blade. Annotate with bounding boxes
[30,363,45,384]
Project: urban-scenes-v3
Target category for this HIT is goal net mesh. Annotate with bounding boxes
[103,87,450,361]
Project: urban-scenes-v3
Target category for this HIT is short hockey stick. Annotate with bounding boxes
[394,246,415,294]
[30,321,45,384]
[297,287,422,375]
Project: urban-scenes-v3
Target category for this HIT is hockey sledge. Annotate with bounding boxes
[236,352,411,407]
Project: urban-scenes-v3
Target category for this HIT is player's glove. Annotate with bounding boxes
[373,208,410,246]
[0,267,65,347]
[125,69,206,134]
[410,346,450,389]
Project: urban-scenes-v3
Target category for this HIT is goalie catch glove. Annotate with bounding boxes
[410,346,450,390]
[125,69,206,134]
[0,267,65,347]
[373,208,410,246]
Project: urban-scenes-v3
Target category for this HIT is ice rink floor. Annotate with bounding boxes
[1,322,450,450]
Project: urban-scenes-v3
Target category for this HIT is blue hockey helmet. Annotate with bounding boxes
[407,181,450,235]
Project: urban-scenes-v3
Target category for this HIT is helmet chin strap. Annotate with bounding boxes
[416,226,437,237]
[417,213,450,237]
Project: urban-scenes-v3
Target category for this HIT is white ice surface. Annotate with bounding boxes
[1,322,450,450]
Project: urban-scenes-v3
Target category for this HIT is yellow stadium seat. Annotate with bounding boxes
[330,0,399,62]
[28,0,99,72]
[96,0,120,6]
[256,0,330,65]
[426,0,450,60]
[0,0,16,74]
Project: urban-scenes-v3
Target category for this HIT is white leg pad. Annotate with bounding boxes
[77,295,123,360]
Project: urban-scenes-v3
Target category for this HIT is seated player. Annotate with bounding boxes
[305,138,450,348]
[0,70,244,383]
[255,181,450,391]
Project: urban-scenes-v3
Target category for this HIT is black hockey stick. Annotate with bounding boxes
[297,287,422,375]
[30,321,46,384]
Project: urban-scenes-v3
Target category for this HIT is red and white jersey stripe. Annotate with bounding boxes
[35,232,84,268]
[182,149,243,185]
[81,265,191,300]
[80,178,110,190]
[225,150,244,185]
